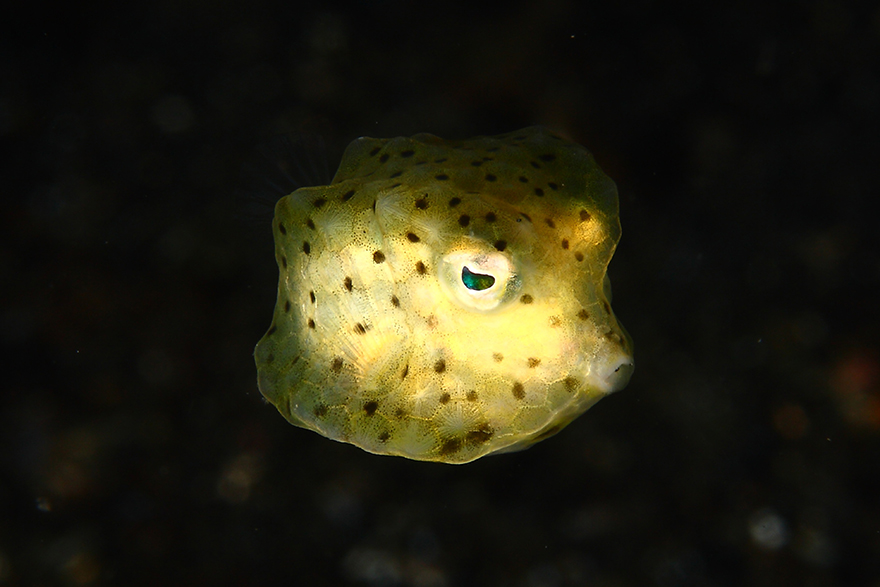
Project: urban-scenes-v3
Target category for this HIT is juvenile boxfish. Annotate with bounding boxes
[254,127,633,464]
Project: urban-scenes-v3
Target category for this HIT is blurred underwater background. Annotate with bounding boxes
[2,1,879,585]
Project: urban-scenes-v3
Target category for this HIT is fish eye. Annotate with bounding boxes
[439,246,521,312]
[461,266,495,291]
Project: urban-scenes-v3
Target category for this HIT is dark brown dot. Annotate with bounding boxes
[470,160,483,167]
[391,295,400,307]
[549,315,561,327]
[415,196,428,209]
[331,357,343,372]
[458,214,470,227]
[266,324,277,336]
[280,256,288,269]
[485,174,497,182]
[547,182,558,190]
[307,318,315,329]
[306,218,315,230]
[492,352,504,362]
[561,239,569,250]
[466,424,493,445]
[372,200,377,212]
[379,153,390,163]
[284,300,291,313]
[527,358,541,368]
[434,359,446,373]
[439,438,462,455]
[364,401,379,416]
[434,157,448,163]
[312,198,327,208]
[564,377,579,392]
[406,232,420,243]
[369,147,381,156]
[575,252,584,262]
[401,364,409,379]
[483,156,494,161]
[390,183,401,189]
[494,240,507,251]
[449,197,462,207]
[603,301,612,314]
[344,277,353,291]
[378,430,391,442]
[426,314,438,328]
[341,189,356,201]
[512,382,525,400]
[485,212,497,222]
[534,187,544,197]
[309,291,316,303]
[314,403,328,417]
[389,170,403,178]
[466,390,478,401]
[439,392,451,404]
[520,212,532,223]
[435,174,449,181]
[373,250,386,263]
[394,407,407,418]
[530,161,542,169]
[579,209,591,222]
[355,322,366,334]
[400,149,415,158]
[278,222,287,235]
[303,241,311,254]
[545,218,555,228]
[415,261,427,274]
[577,309,589,320]
[266,353,275,363]
[518,176,529,183]
[539,153,557,162]
[520,294,533,304]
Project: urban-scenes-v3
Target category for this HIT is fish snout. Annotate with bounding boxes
[598,353,634,394]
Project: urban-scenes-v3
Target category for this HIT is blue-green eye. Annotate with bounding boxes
[461,266,495,291]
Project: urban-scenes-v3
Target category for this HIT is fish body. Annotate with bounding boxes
[254,127,633,464]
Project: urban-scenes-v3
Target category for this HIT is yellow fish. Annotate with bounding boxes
[254,127,633,464]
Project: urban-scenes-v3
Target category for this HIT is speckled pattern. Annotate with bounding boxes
[3,1,880,585]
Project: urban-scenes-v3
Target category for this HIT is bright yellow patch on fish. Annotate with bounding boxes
[254,127,633,464]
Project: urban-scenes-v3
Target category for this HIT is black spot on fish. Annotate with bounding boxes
[406,232,420,243]
[303,241,311,254]
[512,382,525,400]
[467,390,478,401]
[494,240,507,251]
[564,377,579,392]
[580,209,591,222]
[458,214,470,227]
[415,261,427,274]
[527,358,541,368]
[313,197,327,208]
[389,170,403,178]
[280,255,287,268]
[519,176,528,183]
[435,174,449,181]
[530,161,541,169]
[400,149,415,158]
[520,294,533,304]
[278,222,286,235]
[401,364,409,379]
[549,316,561,327]
[306,218,315,230]
[545,218,555,228]
[284,300,290,313]
[373,250,386,263]
[307,319,315,329]
[603,301,612,314]
[364,401,379,416]
[378,430,391,442]
[314,403,328,417]
[547,182,558,190]
[575,252,584,262]
[471,160,483,167]
[434,157,448,163]
[439,438,462,455]
[485,212,497,222]
[267,324,277,336]
[355,322,366,334]
[344,277,353,291]
[309,291,316,303]
[379,153,390,163]
[341,189,356,201]
[415,196,428,209]
[534,187,544,197]
[466,424,493,445]
[449,197,462,207]
[493,353,504,362]
[577,309,589,320]
[369,147,381,156]
[434,359,446,373]
[391,295,400,307]
[439,392,451,404]
[539,153,557,162]
[266,353,274,363]
[485,174,497,182]
[561,239,569,250]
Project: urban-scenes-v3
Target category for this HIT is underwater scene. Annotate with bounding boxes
[3,1,879,585]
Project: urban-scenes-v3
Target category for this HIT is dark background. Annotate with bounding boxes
[3,1,879,585]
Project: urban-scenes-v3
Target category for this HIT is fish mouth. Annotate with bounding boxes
[598,355,634,393]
